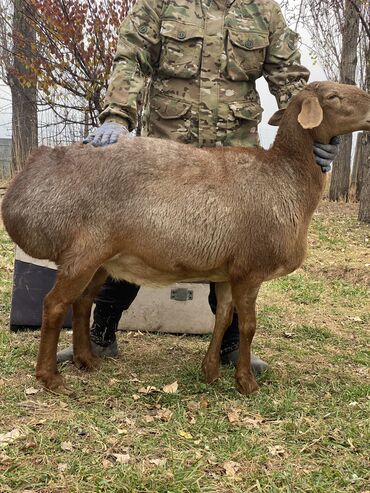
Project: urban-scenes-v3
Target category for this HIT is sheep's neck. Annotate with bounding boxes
[272,105,316,162]
[270,104,327,216]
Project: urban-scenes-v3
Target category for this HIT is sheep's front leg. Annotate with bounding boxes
[231,282,261,395]
[202,282,233,383]
[72,267,108,370]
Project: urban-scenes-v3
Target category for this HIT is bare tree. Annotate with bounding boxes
[329,0,361,202]
[0,0,38,173]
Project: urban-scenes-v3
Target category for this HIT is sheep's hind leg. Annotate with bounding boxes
[202,282,233,384]
[231,281,261,395]
[72,267,108,371]
[36,265,102,390]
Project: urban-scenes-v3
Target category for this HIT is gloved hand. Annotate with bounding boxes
[83,121,130,147]
[313,136,340,173]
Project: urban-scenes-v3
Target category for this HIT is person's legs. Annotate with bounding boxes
[57,277,140,362]
[91,277,140,346]
[208,283,268,375]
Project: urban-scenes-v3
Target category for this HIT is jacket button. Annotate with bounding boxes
[139,24,148,34]
[245,39,254,49]
[178,31,186,40]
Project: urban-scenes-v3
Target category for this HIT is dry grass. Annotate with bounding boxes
[0,201,369,493]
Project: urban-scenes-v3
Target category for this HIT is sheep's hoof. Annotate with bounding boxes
[202,356,221,384]
[73,353,100,371]
[235,372,259,395]
[36,370,65,390]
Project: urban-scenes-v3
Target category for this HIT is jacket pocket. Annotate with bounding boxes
[229,101,263,122]
[153,97,191,119]
[226,30,269,81]
[148,96,194,143]
[224,101,262,147]
[159,21,203,78]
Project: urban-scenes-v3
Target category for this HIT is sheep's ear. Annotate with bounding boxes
[268,109,285,126]
[298,97,323,129]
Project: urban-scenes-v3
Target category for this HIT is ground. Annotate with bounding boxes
[0,202,369,493]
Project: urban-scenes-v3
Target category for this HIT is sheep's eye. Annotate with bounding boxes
[327,94,341,101]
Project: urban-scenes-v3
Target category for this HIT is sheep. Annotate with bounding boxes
[2,81,370,394]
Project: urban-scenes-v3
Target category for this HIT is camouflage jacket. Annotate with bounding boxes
[100,0,310,147]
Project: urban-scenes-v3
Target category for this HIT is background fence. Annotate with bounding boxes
[0,137,11,179]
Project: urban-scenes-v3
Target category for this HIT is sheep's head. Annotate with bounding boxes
[269,81,370,144]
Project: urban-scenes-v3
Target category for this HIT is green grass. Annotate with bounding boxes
[0,201,369,493]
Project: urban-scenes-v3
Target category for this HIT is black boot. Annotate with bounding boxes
[57,302,121,363]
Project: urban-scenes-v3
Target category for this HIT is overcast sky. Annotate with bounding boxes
[0,8,326,147]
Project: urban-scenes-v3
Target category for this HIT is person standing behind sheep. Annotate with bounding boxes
[57,0,339,371]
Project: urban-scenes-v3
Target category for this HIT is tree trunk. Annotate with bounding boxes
[350,132,362,200]
[352,132,370,201]
[358,29,370,222]
[329,0,360,202]
[358,152,370,223]
[9,0,37,174]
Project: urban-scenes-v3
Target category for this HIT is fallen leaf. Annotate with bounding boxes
[0,429,24,448]
[163,381,178,394]
[144,415,155,423]
[102,459,112,469]
[222,460,241,479]
[0,453,11,464]
[138,386,158,394]
[25,387,40,395]
[149,458,167,467]
[227,409,240,424]
[242,414,265,426]
[177,430,193,440]
[283,332,295,339]
[112,453,130,464]
[123,417,135,427]
[200,397,209,409]
[61,441,73,452]
[132,394,140,401]
[117,428,128,435]
[57,463,68,473]
[129,377,142,383]
[268,445,285,457]
[187,401,200,412]
[156,408,173,422]
[108,378,120,386]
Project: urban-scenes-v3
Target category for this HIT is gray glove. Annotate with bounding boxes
[313,136,340,173]
[83,121,130,147]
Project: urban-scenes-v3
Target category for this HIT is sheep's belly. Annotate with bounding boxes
[103,254,229,288]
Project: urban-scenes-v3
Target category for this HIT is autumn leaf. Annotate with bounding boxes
[112,453,130,464]
[156,408,173,422]
[149,458,167,467]
[200,397,209,409]
[268,445,285,457]
[25,387,40,395]
[0,429,25,448]
[57,463,68,473]
[227,408,240,424]
[222,460,241,480]
[187,401,200,412]
[162,381,178,394]
[138,386,158,394]
[60,441,74,452]
[177,430,193,440]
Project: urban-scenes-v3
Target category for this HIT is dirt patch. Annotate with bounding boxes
[303,264,370,286]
